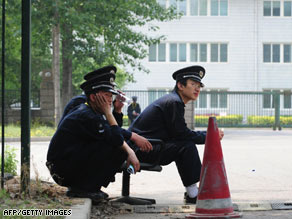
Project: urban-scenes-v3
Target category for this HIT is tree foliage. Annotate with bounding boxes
[1,0,177,94]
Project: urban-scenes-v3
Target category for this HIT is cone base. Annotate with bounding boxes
[185,212,242,218]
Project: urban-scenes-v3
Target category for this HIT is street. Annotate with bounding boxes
[4,128,292,206]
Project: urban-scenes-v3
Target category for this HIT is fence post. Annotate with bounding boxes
[273,91,281,131]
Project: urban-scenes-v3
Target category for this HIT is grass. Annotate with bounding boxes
[0,124,56,138]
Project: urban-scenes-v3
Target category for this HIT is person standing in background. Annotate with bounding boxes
[127,96,141,125]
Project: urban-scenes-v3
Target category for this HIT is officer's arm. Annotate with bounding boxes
[163,101,206,144]
[120,141,140,172]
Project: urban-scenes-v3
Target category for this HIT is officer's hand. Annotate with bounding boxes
[92,93,111,115]
[127,150,140,173]
[219,129,224,140]
[131,133,153,152]
[113,92,124,113]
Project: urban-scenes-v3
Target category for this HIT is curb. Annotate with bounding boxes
[67,198,92,219]
[0,137,52,142]
[67,200,292,219]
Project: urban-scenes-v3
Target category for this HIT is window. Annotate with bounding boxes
[263,1,280,16]
[190,0,207,16]
[170,43,186,62]
[211,0,228,16]
[149,43,166,62]
[220,44,228,62]
[211,43,228,62]
[158,44,166,61]
[170,0,187,15]
[211,44,219,62]
[284,44,292,63]
[149,45,157,62]
[263,44,271,62]
[272,44,280,62]
[263,43,280,63]
[179,44,187,61]
[170,43,177,62]
[284,1,292,16]
[190,44,198,62]
[199,44,207,62]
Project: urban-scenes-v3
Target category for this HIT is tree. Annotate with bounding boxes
[32,0,177,111]
[2,1,178,124]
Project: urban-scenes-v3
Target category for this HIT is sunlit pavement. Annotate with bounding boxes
[4,128,292,218]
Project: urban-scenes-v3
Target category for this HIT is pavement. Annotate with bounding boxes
[2,128,292,218]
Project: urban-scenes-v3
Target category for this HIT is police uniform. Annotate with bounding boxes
[129,66,206,188]
[46,65,131,194]
[127,96,141,124]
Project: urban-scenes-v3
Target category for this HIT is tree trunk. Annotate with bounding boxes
[52,24,61,127]
[61,24,73,110]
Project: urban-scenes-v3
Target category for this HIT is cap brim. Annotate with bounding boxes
[189,78,204,87]
[107,88,119,95]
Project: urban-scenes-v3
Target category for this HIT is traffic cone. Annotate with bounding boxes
[186,117,241,218]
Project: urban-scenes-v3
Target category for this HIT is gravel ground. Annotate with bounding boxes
[91,200,133,219]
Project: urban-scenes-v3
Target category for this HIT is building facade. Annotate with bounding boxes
[125,0,292,113]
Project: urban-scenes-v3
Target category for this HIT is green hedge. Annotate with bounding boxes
[123,115,129,127]
[248,116,292,126]
[195,115,243,126]
[247,116,274,126]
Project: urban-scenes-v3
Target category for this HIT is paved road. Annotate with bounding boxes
[4,128,292,206]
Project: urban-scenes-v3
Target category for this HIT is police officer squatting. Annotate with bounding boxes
[46,65,224,204]
[129,65,224,203]
[46,65,152,203]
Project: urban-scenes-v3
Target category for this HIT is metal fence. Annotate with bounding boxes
[0,89,40,109]
[1,90,292,129]
[122,90,292,129]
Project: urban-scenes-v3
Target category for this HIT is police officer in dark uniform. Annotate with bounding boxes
[46,65,152,203]
[127,96,141,125]
[129,65,224,204]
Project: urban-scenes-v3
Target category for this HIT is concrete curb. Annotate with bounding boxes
[67,198,92,219]
[0,137,52,142]
[67,200,292,219]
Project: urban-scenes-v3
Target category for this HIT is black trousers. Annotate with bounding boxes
[47,145,127,192]
[132,140,202,187]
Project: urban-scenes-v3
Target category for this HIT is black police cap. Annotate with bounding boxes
[172,65,205,87]
[80,65,118,95]
[84,65,117,81]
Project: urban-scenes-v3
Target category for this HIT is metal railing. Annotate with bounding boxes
[1,89,292,129]
[0,89,40,109]
[121,90,292,129]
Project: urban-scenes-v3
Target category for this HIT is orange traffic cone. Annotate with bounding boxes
[186,117,241,218]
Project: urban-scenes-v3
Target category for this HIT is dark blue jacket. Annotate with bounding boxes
[47,95,131,163]
[129,91,206,143]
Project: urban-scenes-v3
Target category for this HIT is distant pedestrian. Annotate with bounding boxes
[127,96,141,125]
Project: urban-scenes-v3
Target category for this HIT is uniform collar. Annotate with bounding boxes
[172,90,185,107]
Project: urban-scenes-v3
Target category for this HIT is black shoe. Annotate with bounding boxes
[184,192,197,204]
[66,188,108,203]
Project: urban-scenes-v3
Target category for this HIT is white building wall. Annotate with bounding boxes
[125,0,292,92]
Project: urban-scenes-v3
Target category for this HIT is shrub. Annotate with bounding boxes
[248,115,292,126]
[123,115,129,127]
[195,115,243,126]
[280,116,292,125]
[0,145,18,176]
[247,116,274,126]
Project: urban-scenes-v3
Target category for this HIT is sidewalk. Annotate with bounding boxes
[3,128,292,218]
